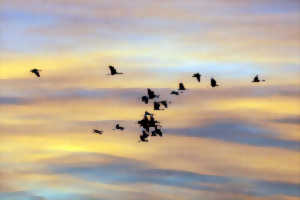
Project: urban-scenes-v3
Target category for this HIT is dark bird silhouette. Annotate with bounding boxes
[147,88,159,99]
[93,129,103,135]
[210,78,219,87]
[178,82,186,91]
[141,96,149,104]
[170,90,179,95]
[154,101,163,110]
[108,65,123,75]
[149,115,159,127]
[139,130,149,142]
[252,75,265,83]
[192,73,201,82]
[30,68,41,77]
[151,125,163,137]
[138,116,150,132]
[114,124,124,131]
[159,100,169,108]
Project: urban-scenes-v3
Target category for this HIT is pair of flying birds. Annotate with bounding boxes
[92,123,124,135]
[30,66,122,78]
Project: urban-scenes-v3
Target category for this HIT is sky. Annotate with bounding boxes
[0,0,300,199]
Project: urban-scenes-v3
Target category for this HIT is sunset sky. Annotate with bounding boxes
[1,0,300,199]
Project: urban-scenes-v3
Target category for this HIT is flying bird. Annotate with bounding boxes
[154,101,163,110]
[138,116,150,132]
[159,100,169,108]
[154,125,163,137]
[192,73,201,82]
[30,68,41,77]
[210,78,219,87]
[170,90,179,95]
[252,75,265,83]
[114,124,124,131]
[139,130,149,142]
[141,96,149,104]
[108,65,123,75]
[178,82,186,91]
[147,88,159,99]
[92,129,103,135]
[149,115,159,127]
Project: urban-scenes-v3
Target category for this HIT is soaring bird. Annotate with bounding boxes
[30,68,41,77]
[210,78,219,87]
[170,90,179,95]
[138,116,150,132]
[139,130,149,142]
[252,75,265,83]
[154,101,163,110]
[192,73,201,82]
[160,100,169,108]
[147,88,159,99]
[149,115,159,127]
[141,96,149,104]
[151,125,163,137]
[93,129,103,135]
[178,82,186,91]
[114,124,124,131]
[108,65,123,75]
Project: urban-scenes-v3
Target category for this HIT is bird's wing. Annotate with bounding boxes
[211,79,216,84]
[109,66,116,74]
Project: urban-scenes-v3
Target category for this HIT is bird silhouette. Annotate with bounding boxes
[154,101,163,110]
[139,130,149,142]
[114,124,124,131]
[138,116,150,132]
[170,90,180,95]
[93,129,103,135]
[108,65,123,75]
[149,115,159,127]
[154,125,163,137]
[30,68,41,77]
[141,96,149,104]
[252,75,265,83]
[211,78,219,87]
[192,73,201,82]
[178,82,186,91]
[159,100,169,108]
[147,88,159,99]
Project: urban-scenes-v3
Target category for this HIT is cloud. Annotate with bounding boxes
[273,116,300,125]
[166,120,300,151]
[0,191,47,200]
[47,153,300,197]
[0,97,28,105]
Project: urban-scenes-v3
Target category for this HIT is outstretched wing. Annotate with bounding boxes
[253,75,259,82]
[211,78,216,86]
[160,101,168,108]
[109,66,117,74]
[31,69,40,77]
[179,83,185,90]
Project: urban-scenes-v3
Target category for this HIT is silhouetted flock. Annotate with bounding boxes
[30,66,265,143]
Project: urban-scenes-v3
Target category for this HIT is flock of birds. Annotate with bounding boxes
[30,66,266,142]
